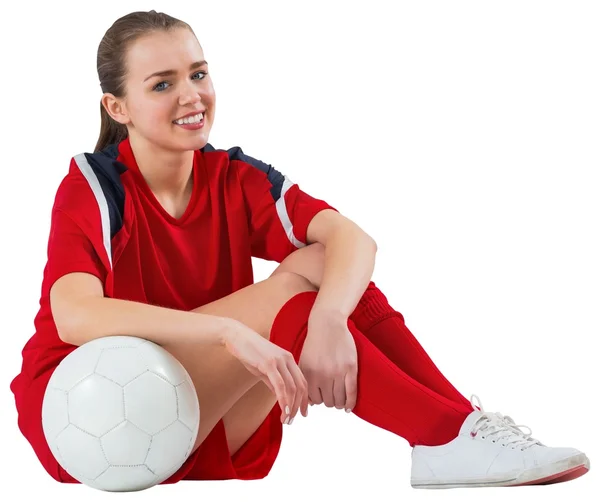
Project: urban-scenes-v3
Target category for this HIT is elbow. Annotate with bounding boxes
[55,323,71,344]
[51,301,89,346]
[366,234,378,252]
[353,222,376,252]
[49,273,104,346]
[55,316,82,346]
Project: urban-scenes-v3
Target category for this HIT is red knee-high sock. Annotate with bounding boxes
[349,281,472,410]
[269,291,472,447]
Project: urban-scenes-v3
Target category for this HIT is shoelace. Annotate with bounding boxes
[468,394,542,450]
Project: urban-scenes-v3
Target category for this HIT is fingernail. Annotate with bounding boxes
[289,417,294,425]
[285,405,290,415]
[345,408,351,413]
[284,416,290,425]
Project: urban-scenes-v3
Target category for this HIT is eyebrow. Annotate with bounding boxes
[144,60,208,82]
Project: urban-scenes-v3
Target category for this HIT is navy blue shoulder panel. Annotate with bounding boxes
[205,143,285,201]
[80,143,283,240]
[82,143,127,240]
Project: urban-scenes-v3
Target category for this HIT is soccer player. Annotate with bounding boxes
[10,10,589,488]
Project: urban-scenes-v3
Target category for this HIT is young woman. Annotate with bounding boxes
[10,10,589,489]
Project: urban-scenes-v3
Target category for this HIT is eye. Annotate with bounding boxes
[152,71,207,92]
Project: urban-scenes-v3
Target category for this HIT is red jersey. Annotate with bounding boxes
[10,136,337,405]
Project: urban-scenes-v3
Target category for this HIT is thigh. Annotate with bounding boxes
[161,272,317,458]
[191,271,316,335]
[270,242,326,288]
[222,377,278,456]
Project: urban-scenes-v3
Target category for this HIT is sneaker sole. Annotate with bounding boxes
[514,460,590,486]
[411,453,590,489]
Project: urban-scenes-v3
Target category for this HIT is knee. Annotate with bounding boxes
[271,271,318,295]
[303,242,326,259]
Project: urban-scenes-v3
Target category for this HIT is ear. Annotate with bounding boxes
[101,93,131,126]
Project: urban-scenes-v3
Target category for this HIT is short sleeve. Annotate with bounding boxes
[237,160,339,263]
[45,208,107,291]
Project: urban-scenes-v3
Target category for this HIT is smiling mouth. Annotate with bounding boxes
[173,112,205,125]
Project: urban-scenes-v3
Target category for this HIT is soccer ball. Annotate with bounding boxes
[41,335,200,492]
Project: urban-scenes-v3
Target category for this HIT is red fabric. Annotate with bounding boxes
[13,277,316,484]
[166,288,317,481]
[46,209,107,290]
[236,161,334,262]
[13,288,473,485]
[10,137,338,484]
[349,281,472,409]
[266,291,472,448]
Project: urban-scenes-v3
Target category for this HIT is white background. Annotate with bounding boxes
[1,0,598,499]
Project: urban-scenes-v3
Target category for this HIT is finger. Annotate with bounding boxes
[321,377,335,408]
[344,364,358,412]
[302,375,309,416]
[280,358,299,421]
[285,360,304,418]
[333,373,347,410]
[277,359,296,422]
[298,366,308,417]
[307,379,322,406]
[288,360,308,418]
[266,366,288,423]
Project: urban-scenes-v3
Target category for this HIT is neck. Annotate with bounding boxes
[128,133,194,199]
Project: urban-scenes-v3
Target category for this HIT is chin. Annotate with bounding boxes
[188,133,210,151]
[167,128,208,149]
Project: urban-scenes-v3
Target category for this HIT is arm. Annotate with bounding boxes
[235,148,375,320]
[295,210,376,412]
[305,209,377,323]
[52,272,229,347]
[46,207,231,348]
[235,152,338,263]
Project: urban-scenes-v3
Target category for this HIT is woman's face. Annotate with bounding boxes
[113,28,216,152]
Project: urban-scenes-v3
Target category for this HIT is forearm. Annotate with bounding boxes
[309,225,377,322]
[61,296,230,348]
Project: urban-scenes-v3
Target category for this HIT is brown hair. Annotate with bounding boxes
[94,10,194,153]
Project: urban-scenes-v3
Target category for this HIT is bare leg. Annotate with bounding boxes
[220,380,278,455]
[214,247,326,454]
[162,271,317,456]
[270,242,326,287]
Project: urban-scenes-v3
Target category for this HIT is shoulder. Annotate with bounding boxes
[53,144,127,238]
[202,142,285,189]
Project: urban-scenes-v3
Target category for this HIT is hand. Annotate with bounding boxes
[221,320,309,424]
[299,312,358,412]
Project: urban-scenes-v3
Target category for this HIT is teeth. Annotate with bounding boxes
[174,112,204,125]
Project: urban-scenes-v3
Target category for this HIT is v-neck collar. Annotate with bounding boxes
[117,136,201,226]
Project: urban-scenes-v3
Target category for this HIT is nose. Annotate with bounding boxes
[179,92,202,106]
[178,81,204,106]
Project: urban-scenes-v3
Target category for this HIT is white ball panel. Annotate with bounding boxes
[69,374,125,437]
[137,341,187,385]
[175,380,200,434]
[93,465,158,492]
[101,421,151,465]
[41,387,69,443]
[95,347,148,386]
[48,343,101,391]
[124,372,177,435]
[145,421,194,478]
[92,335,148,349]
[55,425,109,480]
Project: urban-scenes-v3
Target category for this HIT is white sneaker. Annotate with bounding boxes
[410,395,590,488]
